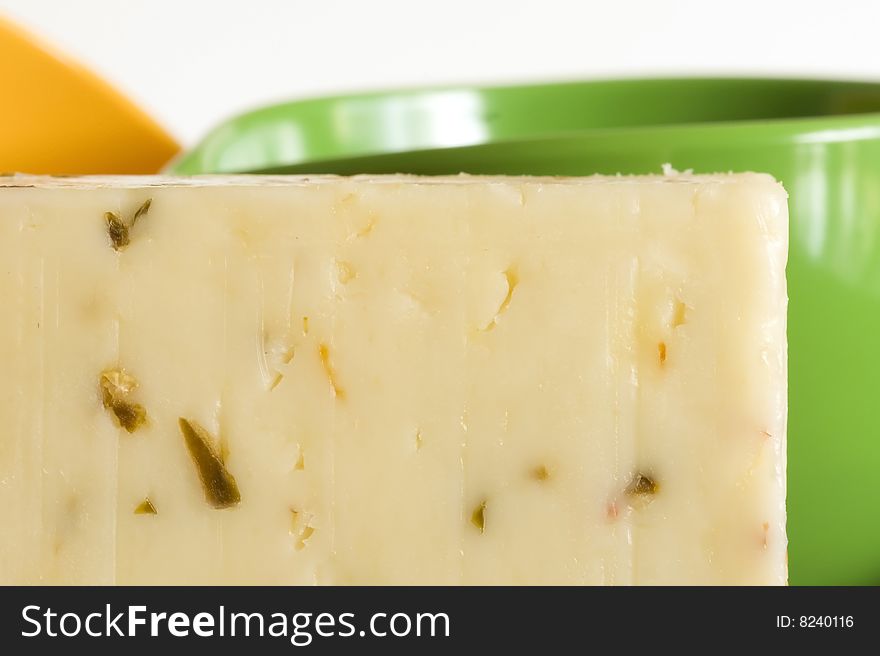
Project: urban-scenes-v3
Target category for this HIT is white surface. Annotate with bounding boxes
[1,0,877,145]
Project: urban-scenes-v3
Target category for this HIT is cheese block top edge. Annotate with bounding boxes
[0,172,785,193]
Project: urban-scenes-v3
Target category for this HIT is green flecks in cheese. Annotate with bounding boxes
[130,198,152,226]
[0,173,788,585]
[626,472,659,499]
[178,418,241,510]
[471,501,487,534]
[100,368,148,433]
[104,212,129,250]
[104,198,152,251]
[134,498,158,515]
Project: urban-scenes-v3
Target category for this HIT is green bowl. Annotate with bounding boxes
[169,78,880,585]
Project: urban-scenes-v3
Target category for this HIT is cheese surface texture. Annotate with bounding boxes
[0,174,788,585]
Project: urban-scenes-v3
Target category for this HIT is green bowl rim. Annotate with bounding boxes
[169,76,880,174]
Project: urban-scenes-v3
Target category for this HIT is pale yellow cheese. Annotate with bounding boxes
[0,174,788,585]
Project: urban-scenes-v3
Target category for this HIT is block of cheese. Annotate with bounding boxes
[0,173,788,585]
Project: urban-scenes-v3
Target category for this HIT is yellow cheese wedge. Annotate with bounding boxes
[0,18,179,174]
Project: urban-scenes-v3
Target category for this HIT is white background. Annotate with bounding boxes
[1,0,877,145]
